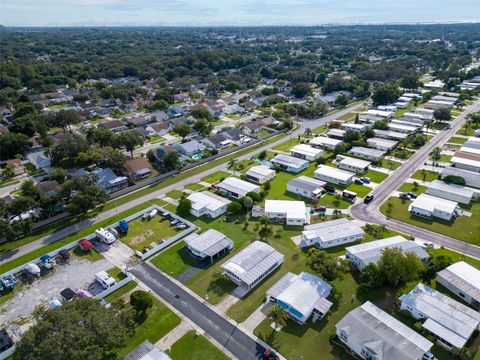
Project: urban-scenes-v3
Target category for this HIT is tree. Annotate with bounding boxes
[430,147,442,171]
[130,290,153,315]
[49,168,67,184]
[172,124,191,141]
[177,198,192,217]
[3,165,15,178]
[20,179,38,198]
[267,304,289,330]
[372,85,400,105]
[304,128,312,138]
[421,255,452,284]
[13,298,135,360]
[8,196,37,217]
[291,83,311,98]
[189,108,213,121]
[377,247,425,287]
[51,134,90,168]
[86,127,114,147]
[443,175,466,185]
[53,110,81,131]
[66,175,108,215]
[360,263,384,288]
[228,158,237,176]
[306,248,349,281]
[399,75,420,90]
[433,108,451,122]
[115,131,144,156]
[258,225,273,242]
[258,150,267,160]
[193,119,213,137]
[8,113,43,137]
[0,132,31,160]
[243,196,253,211]
[227,201,243,214]
[334,93,349,107]
[163,149,181,170]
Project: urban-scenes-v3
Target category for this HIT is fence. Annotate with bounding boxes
[93,272,134,300]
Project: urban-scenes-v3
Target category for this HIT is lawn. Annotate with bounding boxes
[391,148,415,160]
[120,216,181,252]
[394,102,414,119]
[201,171,231,184]
[166,189,185,200]
[363,169,389,183]
[411,169,440,182]
[232,159,258,173]
[185,183,207,191]
[272,137,303,152]
[114,297,181,358]
[380,197,480,245]
[150,241,199,277]
[317,194,351,209]
[0,179,19,188]
[336,112,356,121]
[167,331,229,360]
[379,158,402,170]
[107,267,128,281]
[266,168,316,204]
[448,136,468,144]
[104,280,137,303]
[345,183,371,198]
[397,182,427,195]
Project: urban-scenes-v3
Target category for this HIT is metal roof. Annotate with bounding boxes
[314,165,355,181]
[217,177,260,196]
[349,146,386,158]
[184,229,233,258]
[290,144,323,157]
[302,219,365,244]
[426,180,476,200]
[187,191,231,213]
[271,154,309,168]
[124,340,171,360]
[409,194,458,214]
[287,175,326,192]
[337,155,371,169]
[437,261,480,303]
[310,136,343,147]
[245,165,275,178]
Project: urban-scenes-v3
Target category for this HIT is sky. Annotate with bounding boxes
[1,0,480,27]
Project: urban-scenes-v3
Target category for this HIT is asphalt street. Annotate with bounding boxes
[350,98,480,258]
[132,262,265,360]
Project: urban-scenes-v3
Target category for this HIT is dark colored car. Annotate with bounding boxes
[364,195,374,204]
[354,178,363,185]
[314,206,327,212]
[263,349,279,360]
[407,192,418,199]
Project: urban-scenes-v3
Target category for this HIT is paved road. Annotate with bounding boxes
[350,99,480,259]
[0,102,364,265]
[132,262,264,360]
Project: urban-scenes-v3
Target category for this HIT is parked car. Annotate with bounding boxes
[78,238,93,251]
[149,209,159,219]
[58,249,70,261]
[95,228,116,245]
[314,206,327,212]
[40,255,56,270]
[171,219,180,226]
[263,349,279,360]
[407,192,417,199]
[118,220,129,233]
[361,177,371,184]
[1,275,17,290]
[25,263,41,276]
[399,192,409,200]
[176,224,187,230]
[95,271,116,289]
[107,226,119,238]
[364,194,374,204]
[354,178,363,185]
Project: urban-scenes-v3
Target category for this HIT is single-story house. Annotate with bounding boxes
[144,110,169,122]
[426,180,477,205]
[346,236,430,269]
[336,301,434,360]
[286,176,325,199]
[216,177,260,199]
[388,123,418,134]
[26,150,53,174]
[399,283,480,350]
[219,127,244,142]
[314,165,355,186]
[124,340,171,360]
[98,119,126,132]
[244,165,275,184]
[358,110,394,123]
[5,159,25,176]
[201,133,229,150]
[187,191,231,218]
[266,271,333,324]
[349,147,386,161]
[122,157,153,181]
[173,140,204,156]
[408,193,458,221]
[451,152,480,173]
[126,116,151,127]
[326,128,346,140]
[184,229,233,262]
[366,137,398,151]
[441,166,480,189]
[221,241,284,292]
[336,155,371,174]
[341,123,371,132]
[300,219,365,249]
[461,137,480,155]
[38,180,59,198]
[271,154,309,173]
[373,129,408,141]
[310,136,343,150]
[145,122,170,136]
[290,144,324,161]
[91,167,128,193]
[436,261,480,310]
[264,199,309,225]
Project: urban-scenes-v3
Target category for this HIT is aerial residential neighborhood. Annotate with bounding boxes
[1,6,480,360]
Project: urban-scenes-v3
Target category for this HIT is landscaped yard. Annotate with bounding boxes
[150,241,199,277]
[380,197,480,245]
[448,136,468,144]
[394,102,414,119]
[231,159,257,173]
[120,216,181,252]
[104,280,137,303]
[166,189,185,200]
[430,154,452,163]
[167,331,229,360]
[265,168,316,204]
[391,148,415,160]
[379,158,402,170]
[363,169,389,183]
[272,137,303,152]
[345,183,371,198]
[397,182,427,195]
[317,194,351,209]
[185,183,207,191]
[411,169,439,182]
[201,171,231,184]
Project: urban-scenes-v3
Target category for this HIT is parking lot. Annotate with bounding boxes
[0,257,112,341]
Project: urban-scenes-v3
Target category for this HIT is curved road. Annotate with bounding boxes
[350,98,480,259]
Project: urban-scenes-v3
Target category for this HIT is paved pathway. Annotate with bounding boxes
[240,304,268,333]
[155,320,194,351]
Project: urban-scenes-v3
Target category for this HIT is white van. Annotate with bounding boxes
[95,271,116,289]
[95,228,116,245]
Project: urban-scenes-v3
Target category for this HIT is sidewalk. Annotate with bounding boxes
[155,320,194,351]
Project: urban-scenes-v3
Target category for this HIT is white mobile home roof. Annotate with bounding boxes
[346,236,429,266]
[402,93,421,98]
[271,154,308,167]
[451,155,480,170]
[390,119,422,128]
[341,123,370,131]
[388,123,418,133]
[326,128,346,138]
[366,137,398,149]
[310,136,342,148]
[287,176,326,192]
[188,191,231,213]
[400,283,480,349]
[426,180,475,204]
[410,193,458,214]
[373,129,408,140]
[184,229,233,258]
[290,144,323,158]
[362,109,394,118]
[349,146,386,159]
[336,301,433,359]
[441,166,480,189]
[461,137,480,155]
[302,219,365,244]
[217,177,260,196]
[437,261,480,304]
[314,165,355,182]
[337,156,371,169]
[265,200,307,220]
[245,165,275,179]
[221,241,284,286]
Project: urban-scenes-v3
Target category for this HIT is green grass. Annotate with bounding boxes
[394,102,415,119]
[345,183,371,198]
[411,169,439,182]
[363,169,389,183]
[166,190,185,200]
[397,183,427,195]
[266,166,315,204]
[317,194,351,209]
[47,104,67,110]
[201,171,231,184]
[380,197,480,245]
[107,267,128,281]
[104,280,137,303]
[0,179,18,188]
[448,136,468,144]
[120,216,181,252]
[233,159,258,173]
[336,112,356,121]
[167,331,229,360]
[150,241,199,277]
[114,297,181,358]
[72,247,104,262]
[430,248,480,269]
[430,154,452,163]
[379,158,402,170]
[391,148,415,160]
[185,183,207,191]
[272,137,304,152]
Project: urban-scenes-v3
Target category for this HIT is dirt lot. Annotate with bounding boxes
[0,257,112,341]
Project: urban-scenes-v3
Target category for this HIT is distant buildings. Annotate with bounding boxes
[300,219,365,249]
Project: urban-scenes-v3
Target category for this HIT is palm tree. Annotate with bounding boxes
[3,166,15,179]
[228,158,237,176]
[267,304,289,330]
[304,128,312,138]
[430,147,442,172]
[424,120,432,135]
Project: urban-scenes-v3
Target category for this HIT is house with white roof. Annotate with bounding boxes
[300,219,365,249]
[264,200,309,225]
[314,165,355,186]
[310,136,343,150]
[424,79,445,89]
[184,229,233,262]
[266,272,333,324]
[358,110,394,123]
[399,283,480,350]
[436,261,480,310]
[366,137,398,151]
[326,128,346,139]
[336,301,434,360]
[388,122,418,134]
[441,167,480,189]
[349,146,386,161]
[408,193,459,221]
[346,236,430,269]
[244,165,275,184]
[187,191,231,218]
[341,123,371,132]
[216,177,260,199]
[286,176,326,199]
[461,137,480,155]
[290,144,324,161]
[270,154,309,173]
[450,152,480,173]
[426,180,477,205]
[221,241,284,292]
[373,129,408,141]
[336,155,371,174]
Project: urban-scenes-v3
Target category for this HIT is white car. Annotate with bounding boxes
[95,271,116,289]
